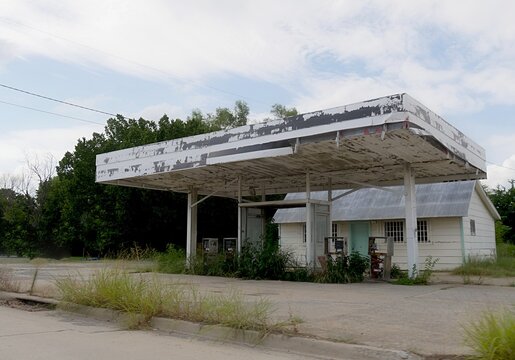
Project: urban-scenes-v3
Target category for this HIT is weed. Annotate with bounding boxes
[0,268,20,292]
[463,309,515,360]
[29,258,48,295]
[393,257,438,285]
[157,244,186,274]
[55,269,296,333]
[453,242,515,278]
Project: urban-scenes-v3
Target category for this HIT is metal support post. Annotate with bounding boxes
[404,163,419,278]
[237,176,242,254]
[305,172,313,267]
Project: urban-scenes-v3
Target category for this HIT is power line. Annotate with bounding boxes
[486,160,515,172]
[0,83,117,117]
[0,17,270,106]
[0,99,105,126]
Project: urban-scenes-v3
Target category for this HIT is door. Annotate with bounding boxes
[350,222,370,256]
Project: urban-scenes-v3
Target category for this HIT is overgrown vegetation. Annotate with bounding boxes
[463,309,515,360]
[56,268,298,332]
[392,256,438,285]
[0,102,296,259]
[452,242,515,278]
[316,252,369,283]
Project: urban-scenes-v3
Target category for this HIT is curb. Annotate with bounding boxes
[0,291,421,360]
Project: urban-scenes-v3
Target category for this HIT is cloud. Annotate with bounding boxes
[484,157,515,190]
[1,0,515,115]
[0,124,101,177]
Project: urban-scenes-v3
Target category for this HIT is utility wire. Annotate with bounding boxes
[486,160,515,172]
[0,99,105,126]
[0,17,270,106]
[0,83,117,117]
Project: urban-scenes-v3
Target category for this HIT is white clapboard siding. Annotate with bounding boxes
[279,223,306,264]
[463,188,497,259]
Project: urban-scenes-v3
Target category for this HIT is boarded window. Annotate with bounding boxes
[470,219,476,236]
[302,224,307,242]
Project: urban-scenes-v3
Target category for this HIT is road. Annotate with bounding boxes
[0,306,317,360]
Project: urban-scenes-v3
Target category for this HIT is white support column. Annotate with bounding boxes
[328,177,333,241]
[186,188,198,263]
[305,172,313,267]
[404,163,419,278]
[237,176,242,254]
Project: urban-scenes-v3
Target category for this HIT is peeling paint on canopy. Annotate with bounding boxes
[96,93,487,197]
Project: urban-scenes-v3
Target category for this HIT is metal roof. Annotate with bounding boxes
[96,93,486,197]
[273,181,499,223]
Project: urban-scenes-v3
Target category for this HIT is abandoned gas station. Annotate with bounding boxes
[95,93,487,277]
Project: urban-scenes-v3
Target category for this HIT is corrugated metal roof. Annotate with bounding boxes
[274,181,477,223]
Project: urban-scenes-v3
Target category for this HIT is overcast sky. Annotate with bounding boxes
[1,1,515,189]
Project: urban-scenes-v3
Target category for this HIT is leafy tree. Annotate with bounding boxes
[487,184,515,244]
[209,100,249,130]
[270,103,298,119]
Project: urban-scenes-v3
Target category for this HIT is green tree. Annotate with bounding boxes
[487,184,515,244]
[270,104,298,119]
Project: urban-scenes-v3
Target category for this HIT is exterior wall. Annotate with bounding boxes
[278,223,306,264]
[280,207,495,271]
[343,218,464,270]
[463,189,497,259]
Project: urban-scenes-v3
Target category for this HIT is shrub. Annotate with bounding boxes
[316,252,369,284]
[463,309,515,360]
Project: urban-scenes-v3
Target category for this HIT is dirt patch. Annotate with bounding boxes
[0,298,56,312]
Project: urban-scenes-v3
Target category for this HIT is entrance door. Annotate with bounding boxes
[350,222,369,256]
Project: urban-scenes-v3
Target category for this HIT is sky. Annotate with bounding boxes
[1,0,515,191]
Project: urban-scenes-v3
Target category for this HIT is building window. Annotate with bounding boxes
[385,220,430,243]
[302,224,306,242]
[385,221,404,242]
[470,219,476,236]
[331,223,338,237]
[417,220,429,243]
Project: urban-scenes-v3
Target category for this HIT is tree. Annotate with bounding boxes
[270,104,298,119]
[209,100,249,130]
[487,184,515,244]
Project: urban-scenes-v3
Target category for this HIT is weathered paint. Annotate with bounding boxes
[96,94,487,196]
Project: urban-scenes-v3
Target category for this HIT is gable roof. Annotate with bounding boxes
[274,181,500,223]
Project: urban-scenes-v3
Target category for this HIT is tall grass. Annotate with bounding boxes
[55,269,293,332]
[463,309,515,360]
[452,243,515,278]
[0,268,20,292]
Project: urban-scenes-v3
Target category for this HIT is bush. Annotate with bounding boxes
[316,252,369,284]
[237,241,292,280]
[463,309,515,360]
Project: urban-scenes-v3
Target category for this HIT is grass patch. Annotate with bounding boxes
[452,243,515,278]
[55,268,297,332]
[463,309,515,360]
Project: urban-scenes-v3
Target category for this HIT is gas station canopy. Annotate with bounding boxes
[96,93,486,195]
